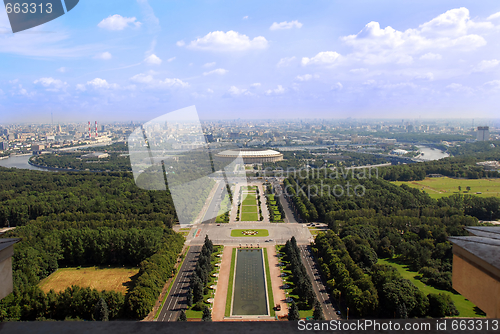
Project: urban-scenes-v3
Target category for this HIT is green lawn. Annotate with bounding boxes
[230,229,269,237]
[241,205,258,213]
[241,212,259,221]
[392,177,500,199]
[242,197,257,205]
[185,309,203,319]
[377,258,485,317]
[263,248,275,317]
[225,248,237,317]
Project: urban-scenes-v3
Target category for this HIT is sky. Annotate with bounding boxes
[1,0,500,123]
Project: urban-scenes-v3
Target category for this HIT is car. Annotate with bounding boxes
[217,224,220,226]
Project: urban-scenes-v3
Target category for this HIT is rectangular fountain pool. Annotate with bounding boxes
[232,248,269,316]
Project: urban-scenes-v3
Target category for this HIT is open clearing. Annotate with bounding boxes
[377,258,484,317]
[39,267,139,294]
[392,177,500,199]
[230,229,269,237]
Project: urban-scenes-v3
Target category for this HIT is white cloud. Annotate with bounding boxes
[350,68,368,74]
[420,53,442,60]
[473,59,500,72]
[34,77,67,91]
[302,51,341,66]
[130,73,154,84]
[207,88,214,93]
[98,14,142,31]
[76,84,86,91]
[203,68,228,76]
[57,67,67,73]
[94,52,112,60]
[446,82,473,93]
[414,72,434,80]
[487,12,500,21]
[341,8,490,65]
[270,20,303,30]
[167,57,176,62]
[144,54,162,65]
[187,31,268,52]
[484,80,500,89]
[296,74,319,81]
[159,78,189,88]
[226,86,252,96]
[277,56,296,67]
[176,40,185,47]
[243,16,249,20]
[266,85,285,95]
[331,82,343,91]
[87,78,118,89]
[203,62,216,68]
[250,83,261,88]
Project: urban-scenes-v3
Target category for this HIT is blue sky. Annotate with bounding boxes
[1,0,500,123]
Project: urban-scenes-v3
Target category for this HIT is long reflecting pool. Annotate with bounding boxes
[232,248,269,316]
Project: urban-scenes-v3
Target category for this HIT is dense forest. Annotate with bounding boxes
[0,167,184,321]
[0,220,184,321]
[283,171,498,312]
[0,168,177,228]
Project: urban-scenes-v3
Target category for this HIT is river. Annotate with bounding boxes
[415,145,449,161]
[0,142,116,171]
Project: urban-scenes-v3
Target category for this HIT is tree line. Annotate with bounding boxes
[314,231,459,318]
[0,221,183,321]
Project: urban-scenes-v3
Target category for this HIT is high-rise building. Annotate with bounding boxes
[477,126,490,141]
[0,142,8,150]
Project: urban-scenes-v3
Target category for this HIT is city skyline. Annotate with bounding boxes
[1,1,500,122]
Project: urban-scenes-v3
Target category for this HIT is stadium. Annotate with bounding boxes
[214,149,284,164]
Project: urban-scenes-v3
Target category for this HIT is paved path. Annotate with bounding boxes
[299,245,339,320]
[266,245,288,318]
[212,246,232,321]
[157,246,201,322]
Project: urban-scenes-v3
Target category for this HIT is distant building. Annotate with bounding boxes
[215,149,283,164]
[81,152,109,159]
[0,238,21,300]
[0,142,8,151]
[391,149,408,155]
[477,126,490,141]
[449,226,500,318]
[31,144,45,151]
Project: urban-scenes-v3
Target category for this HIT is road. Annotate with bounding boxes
[200,182,226,224]
[299,245,339,320]
[157,246,201,322]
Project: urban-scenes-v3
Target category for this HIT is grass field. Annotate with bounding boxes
[242,197,257,205]
[242,205,258,213]
[225,248,237,317]
[377,258,485,317]
[392,177,500,199]
[241,212,259,221]
[263,248,275,317]
[39,267,139,294]
[230,229,269,237]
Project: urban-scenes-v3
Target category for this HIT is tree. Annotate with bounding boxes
[186,287,193,307]
[177,309,187,321]
[93,298,109,321]
[313,300,324,320]
[466,186,471,192]
[458,186,461,192]
[288,300,300,321]
[202,306,212,322]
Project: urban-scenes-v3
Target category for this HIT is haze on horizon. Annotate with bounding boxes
[1,0,500,123]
